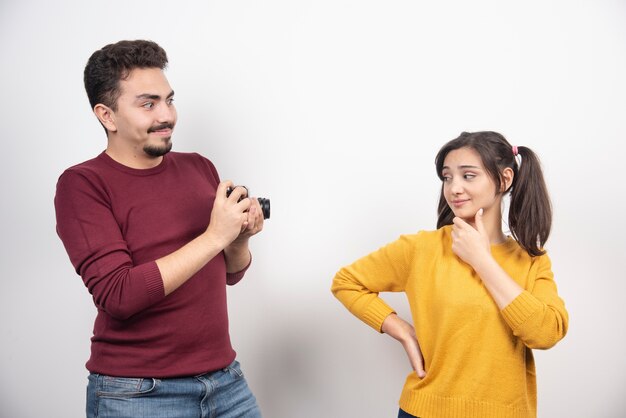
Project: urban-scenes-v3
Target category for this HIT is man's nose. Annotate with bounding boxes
[157,103,175,122]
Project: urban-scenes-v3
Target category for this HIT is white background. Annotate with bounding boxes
[1,1,625,417]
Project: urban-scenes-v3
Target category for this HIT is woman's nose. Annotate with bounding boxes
[449,179,464,194]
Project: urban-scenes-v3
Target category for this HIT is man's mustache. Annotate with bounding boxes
[148,123,175,133]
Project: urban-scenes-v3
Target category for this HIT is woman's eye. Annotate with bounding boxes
[464,173,476,180]
[442,176,451,182]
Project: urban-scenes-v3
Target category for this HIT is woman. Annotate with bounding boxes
[331,131,568,418]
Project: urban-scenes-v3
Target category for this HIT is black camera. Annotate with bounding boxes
[226,186,270,220]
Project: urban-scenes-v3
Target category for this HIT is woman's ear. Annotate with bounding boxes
[500,167,514,192]
[93,104,117,133]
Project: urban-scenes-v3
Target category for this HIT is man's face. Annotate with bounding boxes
[111,67,177,157]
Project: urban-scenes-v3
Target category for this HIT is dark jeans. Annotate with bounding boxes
[398,409,417,418]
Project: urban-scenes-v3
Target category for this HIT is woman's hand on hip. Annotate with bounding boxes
[381,313,426,378]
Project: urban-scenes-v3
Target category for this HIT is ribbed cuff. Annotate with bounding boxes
[501,290,544,330]
[362,297,395,333]
[142,261,165,302]
[226,252,252,285]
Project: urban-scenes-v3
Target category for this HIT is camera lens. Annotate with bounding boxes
[257,198,270,220]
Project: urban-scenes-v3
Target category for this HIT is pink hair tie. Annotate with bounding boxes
[512,145,519,156]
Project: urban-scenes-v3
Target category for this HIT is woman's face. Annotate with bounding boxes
[441,147,503,224]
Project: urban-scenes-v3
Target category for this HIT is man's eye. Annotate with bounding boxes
[142,102,154,109]
[167,98,175,105]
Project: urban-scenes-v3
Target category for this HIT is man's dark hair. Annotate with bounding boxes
[84,40,168,111]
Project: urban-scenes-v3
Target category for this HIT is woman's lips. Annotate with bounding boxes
[451,199,470,207]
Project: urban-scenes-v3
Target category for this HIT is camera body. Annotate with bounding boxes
[226,186,270,220]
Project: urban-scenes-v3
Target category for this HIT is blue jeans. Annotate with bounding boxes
[398,409,417,418]
[87,360,261,418]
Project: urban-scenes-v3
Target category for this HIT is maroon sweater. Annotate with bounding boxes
[55,151,248,378]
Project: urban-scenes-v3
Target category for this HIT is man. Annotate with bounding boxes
[55,40,264,417]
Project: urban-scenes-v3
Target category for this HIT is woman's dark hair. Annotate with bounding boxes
[435,131,552,257]
[83,40,168,111]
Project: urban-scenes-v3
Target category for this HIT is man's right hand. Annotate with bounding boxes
[381,313,427,378]
[206,181,252,249]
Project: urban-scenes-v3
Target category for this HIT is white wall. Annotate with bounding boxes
[1,1,625,417]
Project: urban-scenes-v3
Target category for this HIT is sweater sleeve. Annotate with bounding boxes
[331,234,415,332]
[196,153,253,286]
[55,170,166,320]
[500,254,568,349]
[226,252,252,286]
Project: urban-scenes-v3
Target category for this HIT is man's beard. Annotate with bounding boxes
[144,138,172,157]
[145,122,174,157]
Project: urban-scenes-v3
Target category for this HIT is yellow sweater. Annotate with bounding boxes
[332,226,568,418]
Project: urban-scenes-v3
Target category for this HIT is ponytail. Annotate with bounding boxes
[508,146,552,256]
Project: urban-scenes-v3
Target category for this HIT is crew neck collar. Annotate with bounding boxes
[490,235,517,255]
[98,151,169,176]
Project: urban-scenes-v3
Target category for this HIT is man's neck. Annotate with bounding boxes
[105,146,163,169]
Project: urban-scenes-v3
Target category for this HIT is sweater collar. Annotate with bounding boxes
[98,151,169,176]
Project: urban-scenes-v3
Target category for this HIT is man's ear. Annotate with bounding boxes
[500,167,514,192]
[94,104,117,133]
